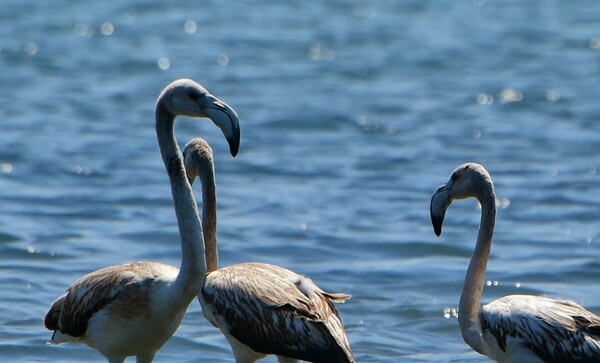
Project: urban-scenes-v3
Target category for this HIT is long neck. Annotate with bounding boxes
[198,163,218,273]
[458,181,496,354]
[155,104,206,303]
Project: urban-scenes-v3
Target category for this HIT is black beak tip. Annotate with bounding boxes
[229,122,241,157]
[431,214,444,237]
[228,139,239,157]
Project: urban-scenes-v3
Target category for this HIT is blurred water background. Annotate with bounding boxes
[1,0,599,362]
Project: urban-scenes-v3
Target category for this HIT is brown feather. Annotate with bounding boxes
[49,262,175,338]
[202,262,354,363]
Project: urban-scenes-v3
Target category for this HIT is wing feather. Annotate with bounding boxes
[202,262,354,363]
[480,295,600,361]
[48,262,175,339]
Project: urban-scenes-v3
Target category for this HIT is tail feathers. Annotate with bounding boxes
[323,291,352,303]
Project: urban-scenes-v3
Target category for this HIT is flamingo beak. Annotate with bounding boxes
[430,183,452,236]
[201,94,240,157]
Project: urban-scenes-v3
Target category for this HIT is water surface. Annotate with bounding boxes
[1,0,599,362]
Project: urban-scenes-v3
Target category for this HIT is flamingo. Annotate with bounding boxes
[431,162,600,362]
[182,137,355,363]
[44,79,240,363]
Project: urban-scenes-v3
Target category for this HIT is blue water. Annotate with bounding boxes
[1,0,600,362]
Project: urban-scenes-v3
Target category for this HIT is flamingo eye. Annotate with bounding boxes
[189,91,201,101]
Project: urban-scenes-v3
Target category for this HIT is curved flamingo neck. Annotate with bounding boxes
[199,162,218,273]
[155,103,206,302]
[458,176,496,354]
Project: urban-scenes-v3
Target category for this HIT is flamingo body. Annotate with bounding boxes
[201,262,353,363]
[479,295,600,362]
[47,263,182,357]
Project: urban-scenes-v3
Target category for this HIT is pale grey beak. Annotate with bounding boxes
[200,94,240,157]
[430,183,452,236]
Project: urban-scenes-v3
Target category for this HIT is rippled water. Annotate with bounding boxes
[1,0,600,362]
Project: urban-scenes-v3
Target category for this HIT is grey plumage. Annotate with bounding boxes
[202,262,353,363]
[480,295,600,362]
